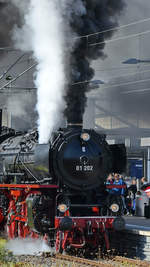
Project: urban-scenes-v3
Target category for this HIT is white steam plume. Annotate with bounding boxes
[6,238,52,255]
[13,0,66,143]
[12,0,86,143]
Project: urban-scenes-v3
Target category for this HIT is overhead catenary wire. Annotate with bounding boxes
[72,20,150,88]
[0,17,149,49]
[94,61,150,72]
[0,53,26,81]
[0,87,37,94]
[89,29,150,47]
[0,47,19,51]
[3,68,150,92]
[100,77,150,90]
[0,18,150,91]
[76,17,150,39]
[76,19,150,88]
[100,68,150,81]
[0,86,36,90]
[0,17,150,53]
[121,87,150,94]
[0,63,37,91]
[0,17,149,51]
[0,58,34,70]
[0,91,36,94]
[94,65,142,72]
[1,66,150,91]
[1,61,150,91]
[72,75,150,88]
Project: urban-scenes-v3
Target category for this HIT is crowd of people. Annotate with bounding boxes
[105,173,148,216]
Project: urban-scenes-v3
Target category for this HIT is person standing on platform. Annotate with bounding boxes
[106,173,127,215]
[106,173,114,210]
[127,178,137,215]
[106,173,114,191]
[114,174,127,214]
[141,177,148,187]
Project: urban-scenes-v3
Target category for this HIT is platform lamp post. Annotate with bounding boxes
[122,57,150,183]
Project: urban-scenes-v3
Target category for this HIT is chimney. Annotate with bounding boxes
[67,122,83,129]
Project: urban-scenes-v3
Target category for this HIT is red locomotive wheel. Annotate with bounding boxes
[56,231,63,253]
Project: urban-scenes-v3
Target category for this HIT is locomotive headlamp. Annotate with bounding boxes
[110,203,119,213]
[58,204,68,213]
[80,132,90,142]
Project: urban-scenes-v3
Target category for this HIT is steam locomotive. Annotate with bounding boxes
[0,123,126,254]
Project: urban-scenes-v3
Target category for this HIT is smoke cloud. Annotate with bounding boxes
[64,0,126,124]
[0,2,20,48]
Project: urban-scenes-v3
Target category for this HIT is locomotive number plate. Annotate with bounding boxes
[76,165,93,171]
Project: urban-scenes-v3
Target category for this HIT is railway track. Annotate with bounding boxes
[1,237,150,266]
[51,253,150,267]
[52,254,112,267]
[0,249,149,266]
[113,256,150,267]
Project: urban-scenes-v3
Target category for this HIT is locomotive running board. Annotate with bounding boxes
[55,216,125,231]
[0,184,59,189]
[55,216,115,229]
[56,216,115,219]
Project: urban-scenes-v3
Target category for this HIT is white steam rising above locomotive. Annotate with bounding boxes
[12,0,66,144]
[12,0,86,144]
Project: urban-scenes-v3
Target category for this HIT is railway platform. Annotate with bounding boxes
[110,216,150,261]
[124,216,150,231]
